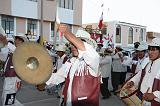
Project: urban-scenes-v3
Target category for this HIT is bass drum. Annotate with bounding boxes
[119,76,142,106]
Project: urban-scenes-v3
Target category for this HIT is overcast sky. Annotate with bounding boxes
[82,0,160,32]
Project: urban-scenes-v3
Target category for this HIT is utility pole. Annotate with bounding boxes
[40,0,44,45]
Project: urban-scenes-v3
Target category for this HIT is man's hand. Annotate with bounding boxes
[143,93,156,101]
[58,24,68,34]
[0,35,8,46]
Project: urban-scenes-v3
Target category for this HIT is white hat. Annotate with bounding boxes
[0,26,6,36]
[136,41,148,51]
[55,44,66,52]
[149,38,160,47]
[76,29,97,48]
[15,33,29,42]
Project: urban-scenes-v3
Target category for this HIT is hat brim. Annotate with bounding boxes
[149,42,159,47]
[15,36,28,42]
[81,37,97,48]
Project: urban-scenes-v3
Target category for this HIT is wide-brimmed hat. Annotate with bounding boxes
[15,33,29,42]
[149,38,160,47]
[136,41,148,51]
[76,29,97,48]
[55,44,66,52]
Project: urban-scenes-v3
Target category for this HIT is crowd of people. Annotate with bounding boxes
[0,24,160,106]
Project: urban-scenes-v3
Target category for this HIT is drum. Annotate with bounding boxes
[120,80,142,106]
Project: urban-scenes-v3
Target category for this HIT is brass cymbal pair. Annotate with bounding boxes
[13,42,52,85]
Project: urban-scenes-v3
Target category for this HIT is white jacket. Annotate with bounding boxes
[131,58,160,105]
[99,55,112,78]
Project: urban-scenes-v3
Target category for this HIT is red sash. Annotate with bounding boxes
[63,64,100,106]
[4,54,17,77]
[151,78,160,106]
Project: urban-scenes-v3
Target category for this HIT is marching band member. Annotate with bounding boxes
[99,48,112,99]
[56,24,100,106]
[0,29,28,106]
[132,42,149,74]
[111,46,127,94]
[126,38,160,106]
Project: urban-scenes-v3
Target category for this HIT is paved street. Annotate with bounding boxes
[0,77,126,106]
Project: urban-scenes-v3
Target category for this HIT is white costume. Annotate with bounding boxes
[99,55,112,78]
[1,43,23,106]
[1,33,28,106]
[64,42,100,106]
[131,58,160,106]
[135,56,149,73]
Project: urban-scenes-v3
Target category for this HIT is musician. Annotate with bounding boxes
[111,46,127,95]
[45,44,68,98]
[57,24,100,106]
[0,32,28,106]
[127,38,160,106]
[54,44,68,73]
[132,42,149,74]
[99,48,112,99]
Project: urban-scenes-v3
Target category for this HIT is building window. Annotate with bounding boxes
[128,27,133,44]
[27,19,37,38]
[1,15,14,38]
[116,25,121,43]
[140,29,144,41]
[51,22,54,40]
[59,0,73,10]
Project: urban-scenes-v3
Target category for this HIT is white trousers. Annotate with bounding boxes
[2,77,23,106]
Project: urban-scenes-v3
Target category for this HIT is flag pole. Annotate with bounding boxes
[53,0,60,46]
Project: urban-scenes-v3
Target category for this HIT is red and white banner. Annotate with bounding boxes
[98,12,103,29]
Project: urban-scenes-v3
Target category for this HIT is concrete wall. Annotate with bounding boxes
[11,0,38,19]
[0,0,11,15]
[16,17,26,34]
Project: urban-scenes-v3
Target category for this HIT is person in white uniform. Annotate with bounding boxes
[0,30,28,106]
[126,38,160,106]
[56,24,100,106]
[99,48,112,99]
[133,42,149,74]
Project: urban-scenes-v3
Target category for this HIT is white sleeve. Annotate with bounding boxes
[100,56,111,65]
[130,71,142,87]
[78,42,99,75]
[153,91,160,103]
[0,47,9,61]
[46,63,69,85]
[122,57,132,66]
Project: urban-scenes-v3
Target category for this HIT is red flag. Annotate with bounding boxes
[98,12,103,29]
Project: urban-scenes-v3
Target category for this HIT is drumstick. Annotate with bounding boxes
[139,87,150,106]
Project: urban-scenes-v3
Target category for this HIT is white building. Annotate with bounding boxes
[107,21,146,47]
[83,21,147,48]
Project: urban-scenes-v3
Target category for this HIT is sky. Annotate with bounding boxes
[82,0,160,32]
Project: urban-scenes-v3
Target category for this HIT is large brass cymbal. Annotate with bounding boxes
[12,42,52,85]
